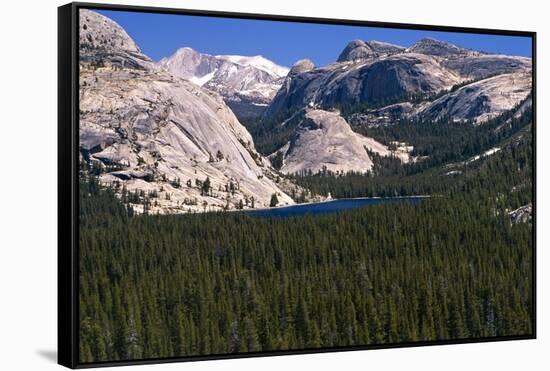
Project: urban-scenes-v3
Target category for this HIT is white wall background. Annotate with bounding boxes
[0,0,546,369]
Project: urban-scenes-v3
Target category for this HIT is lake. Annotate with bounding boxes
[242,196,428,218]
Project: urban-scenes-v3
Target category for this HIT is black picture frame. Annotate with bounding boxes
[58,2,537,368]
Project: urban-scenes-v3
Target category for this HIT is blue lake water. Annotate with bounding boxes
[242,196,428,218]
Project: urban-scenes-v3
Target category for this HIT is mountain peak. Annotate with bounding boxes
[168,47,205,61]
[80,10,296,212]
[418,37,456,47]
[79,9,140,54]
[216,54,289,77]
[337,39,376,62]
[174,46,199,55]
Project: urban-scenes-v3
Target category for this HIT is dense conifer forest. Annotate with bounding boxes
[79,122,533,362]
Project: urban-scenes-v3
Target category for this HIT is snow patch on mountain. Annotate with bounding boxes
[216,54,289,77]
[189,70,217,86]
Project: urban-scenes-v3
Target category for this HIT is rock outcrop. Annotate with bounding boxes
[366,40,406,54]
[269,109,409,175]
[289,59,315,75]
[337,40,377,62]
[259,37,531,174]
[337,40,406,62]
[509,204,532,224]
[442,54,532,79]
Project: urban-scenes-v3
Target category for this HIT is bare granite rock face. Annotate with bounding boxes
[366,40,406,55]
[269,109,410,175]
[418,72,532,123]
[80,9,139,53]
[289,59,316,75]
[512,96,533,120]
[79,10,294,213]
[337,40,406,62]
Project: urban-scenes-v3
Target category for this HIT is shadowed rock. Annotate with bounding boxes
[264,53,461,119]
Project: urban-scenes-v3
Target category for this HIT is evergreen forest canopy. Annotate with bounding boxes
[79,116,533,362]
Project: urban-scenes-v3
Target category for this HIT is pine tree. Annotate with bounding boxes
[270,193,279,207]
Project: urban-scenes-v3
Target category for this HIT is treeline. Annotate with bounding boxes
[291,125,532,208]
[79,132,533,362]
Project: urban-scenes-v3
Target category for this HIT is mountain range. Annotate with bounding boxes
[79,9,532,213]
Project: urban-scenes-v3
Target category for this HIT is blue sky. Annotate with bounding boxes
[97,9,532,67]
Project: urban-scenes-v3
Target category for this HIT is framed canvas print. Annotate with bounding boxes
[58,2,536,368]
